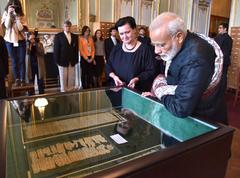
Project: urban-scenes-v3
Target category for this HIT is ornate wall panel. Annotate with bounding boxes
[229,0,240,29]
[120,0,134,17]
[140,0,154,26]
[23,0,78,29]
[158,0,193,31]
[100,0,113,22]
[190,0,211,35]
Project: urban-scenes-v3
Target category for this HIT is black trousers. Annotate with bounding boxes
[0,77,6,99]
[81,56,96,89]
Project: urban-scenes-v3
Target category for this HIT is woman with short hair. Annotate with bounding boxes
[106,16,156,92]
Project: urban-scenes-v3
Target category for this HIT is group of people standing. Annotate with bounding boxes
[0,0,233,125]
[54,18,154,92]
[54,21,121,92]
[0,1,120,94]
[1,0,155,96]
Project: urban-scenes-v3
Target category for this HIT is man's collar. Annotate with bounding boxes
[64,31,71,35]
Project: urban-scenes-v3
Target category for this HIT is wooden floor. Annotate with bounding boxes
[225,128,240,178]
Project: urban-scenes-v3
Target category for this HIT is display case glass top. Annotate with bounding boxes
[4,87,218,178]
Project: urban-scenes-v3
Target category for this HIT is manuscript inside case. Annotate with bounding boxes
[22,110,121,142]
[26,131,120,177]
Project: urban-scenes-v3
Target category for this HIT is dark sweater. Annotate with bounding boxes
[106,43,157,92]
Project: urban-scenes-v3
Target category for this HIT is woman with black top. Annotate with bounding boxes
[106,16,156,92]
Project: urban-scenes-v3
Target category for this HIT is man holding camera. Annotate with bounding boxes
[27,32,45,94]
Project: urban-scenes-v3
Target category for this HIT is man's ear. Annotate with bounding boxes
[176,32,184,44]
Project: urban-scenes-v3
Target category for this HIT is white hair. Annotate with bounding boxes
[149,12,187,36]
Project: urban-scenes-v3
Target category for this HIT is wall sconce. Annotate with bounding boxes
[34,98,48,120]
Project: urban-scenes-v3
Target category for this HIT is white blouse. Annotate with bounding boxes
[1,11,27,44]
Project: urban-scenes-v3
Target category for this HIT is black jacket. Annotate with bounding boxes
[161,32,227,124]
[104,37,120,62]
[54,32,79,67]
[214,33,233,67]
[137,36,151,45]
[0,35,8,78]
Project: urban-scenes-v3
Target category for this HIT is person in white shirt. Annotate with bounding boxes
[42,34,58,79]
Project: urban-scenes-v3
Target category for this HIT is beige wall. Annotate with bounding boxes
[100,0,113,22]
[229,0,240,27]
[211,0,231,18]
[25,0,78,28]
[0,0,8,16]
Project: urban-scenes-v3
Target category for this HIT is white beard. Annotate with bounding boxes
[161,41,180,77]
[160,41,179,62]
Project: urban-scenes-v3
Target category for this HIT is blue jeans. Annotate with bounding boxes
[5,40,26,81]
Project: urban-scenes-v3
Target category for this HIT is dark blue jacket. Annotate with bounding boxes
[161,32,227,124]
[54,32,79,67]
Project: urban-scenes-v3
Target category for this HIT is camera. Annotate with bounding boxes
[35,37,40,43]
[10,3,20,9]
[10,5,20,14]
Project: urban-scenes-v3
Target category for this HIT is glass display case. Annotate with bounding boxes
[0,87,234,178]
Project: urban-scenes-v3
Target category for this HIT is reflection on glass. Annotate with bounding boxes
[6,88,217,178]
[34,98,48,120]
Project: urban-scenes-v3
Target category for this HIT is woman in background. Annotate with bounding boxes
[79,26,96,88]
[93,29,105,87]
[1,0,27,86]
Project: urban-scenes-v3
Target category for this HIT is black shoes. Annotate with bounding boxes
[13,79,20,87]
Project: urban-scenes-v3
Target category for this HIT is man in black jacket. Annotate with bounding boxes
[104,27,119,62]
[142,12,227,124]
[54,20,79,92]
[214,23,233,92]
[137,26,151,45]
[0,35,8,99]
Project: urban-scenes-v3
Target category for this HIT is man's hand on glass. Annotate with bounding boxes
[141,92,155,97]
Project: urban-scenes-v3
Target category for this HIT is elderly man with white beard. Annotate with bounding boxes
[142,12,228,124]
